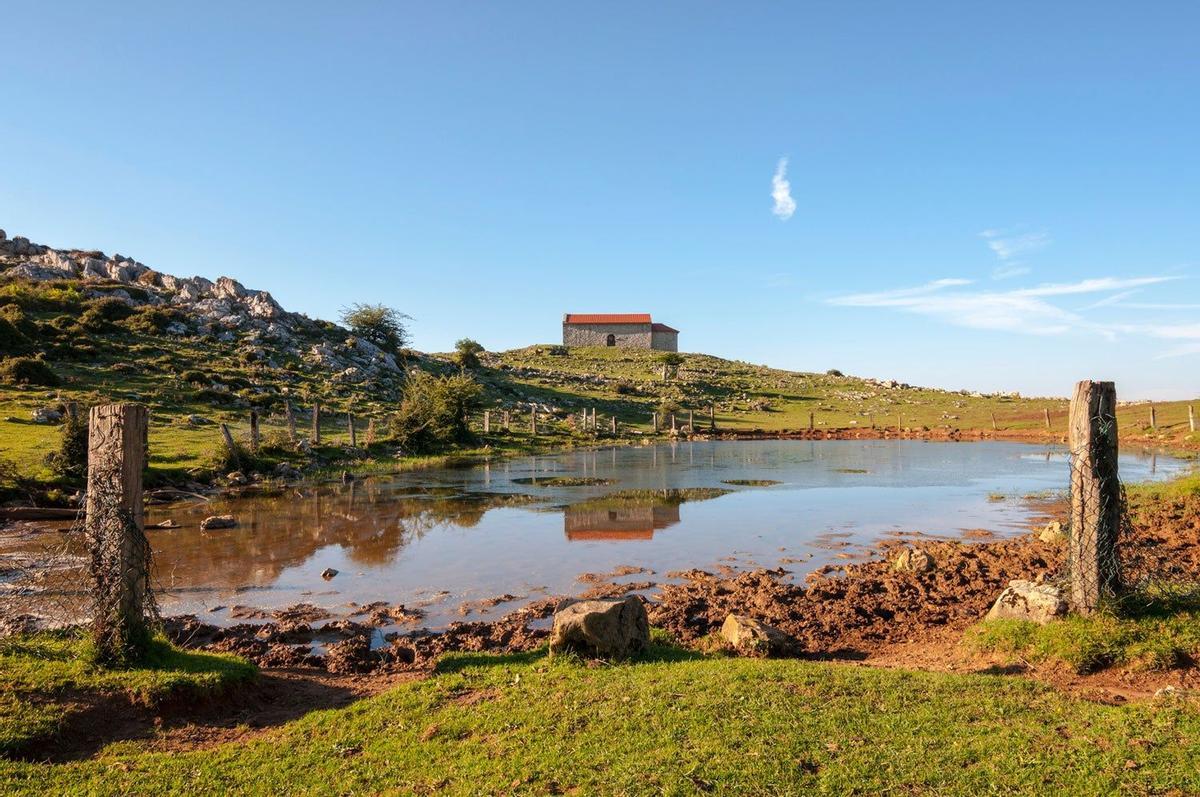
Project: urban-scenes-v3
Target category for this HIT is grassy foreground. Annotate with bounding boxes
[3,643,1199,795]
[0,633,255,756]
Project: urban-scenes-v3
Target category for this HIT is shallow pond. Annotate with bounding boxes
[136,440,1186,628]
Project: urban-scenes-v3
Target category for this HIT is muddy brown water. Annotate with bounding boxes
[3,440,1187,634]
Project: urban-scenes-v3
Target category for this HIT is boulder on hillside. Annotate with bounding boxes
[985,580,1067,624]
[720,614,796,656]
[549,596,649,660]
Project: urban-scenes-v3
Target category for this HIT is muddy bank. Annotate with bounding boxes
[151,488,1200,680]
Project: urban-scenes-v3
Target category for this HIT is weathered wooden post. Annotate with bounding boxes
[312,404,321,444]
[285,400,297,442]
[1190,404,1196,433]
[530,408,537,436]
[366,417,376,445]
[249,410,260,452]
[709,403,716,430]
[503,410,511,432]
[898,412,903,432]
[652,412,659,433]
[1149,403,1157,430]
[809,412,814,431]
[220,423,238,462]
[483,410,490,434]
[688,409,694,430]
[1044,407,1051,430]
[670,414,677,433]
[990,412,997,431]
[1067,380,1122,614]
[347,412,357,447]
[590,407,597,430]
[610,415,617,434]
[86,404,150,663]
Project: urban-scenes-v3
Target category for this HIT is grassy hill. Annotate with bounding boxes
[2,232,1196,498]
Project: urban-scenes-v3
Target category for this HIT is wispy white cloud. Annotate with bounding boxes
[980,229,1051,261]
[771,158,796,221]
[992,264,1032,280]
[827,275,1184,343]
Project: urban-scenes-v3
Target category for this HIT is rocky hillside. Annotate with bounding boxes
[0,228,401,385]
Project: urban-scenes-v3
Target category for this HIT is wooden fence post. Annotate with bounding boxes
[1190,404,1196,433]
[710,403,716,430]
[1149,403,1156,430]
[86,403,149,663]
[610,415,617,434]
[897,413,902,432]
[366,417,376,445]
[312,404,321,444]
[1044,407,1051,430]
[590,407,597,430]
[348,413,357,447]
[220,423,238,461]
[503,410,511,432]
[530,408,537,436]
[809,412,814,431]
[990,412,997,431]
[285,401,296,442]
[1067,380,1122,614]
[670,414,677,433]
[483,410,490,433]
[688,409,694,430]
[652,412,659,433]
[249,410,260,452]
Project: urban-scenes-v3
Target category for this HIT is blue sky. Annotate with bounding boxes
[3,2,1197,399]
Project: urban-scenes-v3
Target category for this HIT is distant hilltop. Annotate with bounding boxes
[0,228,401,383]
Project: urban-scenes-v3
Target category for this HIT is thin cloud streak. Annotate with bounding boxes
[980,229,1051,261]
[771,157,796,221]
[828,276,1185,346]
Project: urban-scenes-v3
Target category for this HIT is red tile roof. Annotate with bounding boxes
[563,313,652,325]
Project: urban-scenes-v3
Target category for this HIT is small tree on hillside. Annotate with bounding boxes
[341,304,411,353]
[454,338,485,370]
[658,352,685,382]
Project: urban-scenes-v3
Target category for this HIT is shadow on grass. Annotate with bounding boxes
[434,642,709,675]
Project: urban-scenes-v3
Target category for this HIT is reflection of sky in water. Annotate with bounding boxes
[133,440,1186,627]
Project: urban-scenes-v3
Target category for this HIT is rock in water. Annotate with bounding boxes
[893,547,935,573]
[985,580,1067,624]
[549,596,649,660]
[720,614,795,656]
[200,514,238,530]
[321,568,339,580]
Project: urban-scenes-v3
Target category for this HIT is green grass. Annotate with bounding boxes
[2,645,1199,794]
[0,632,256,755]
[968,584,1200,673]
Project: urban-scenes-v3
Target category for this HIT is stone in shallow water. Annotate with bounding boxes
[200,514,238,530]
[985,580,1067,624]
[549,596,649,660]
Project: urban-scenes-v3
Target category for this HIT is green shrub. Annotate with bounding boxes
[0,305,36,338]
[45,408,88,483]
[0,357,59,386]
[121,306,179,334]
[391,370,482,453]
[180,370,208,384]
[341,303,410,353]
[454,338,485,370]
[0,315,29,350]
[79,297,134,331]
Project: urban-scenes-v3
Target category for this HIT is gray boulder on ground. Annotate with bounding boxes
[200,515,238,530]
[30,407,63,424]
[893,547,935,573]
[985,579,1068,624]
[549,596,649,660]
[720,614,795,656]
[1039,521,1066,543]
